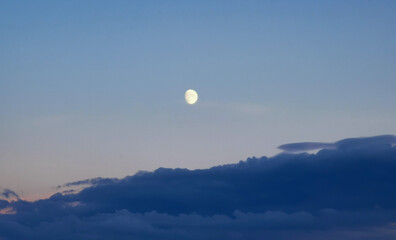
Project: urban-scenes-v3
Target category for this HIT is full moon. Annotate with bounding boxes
[185,89,198,104]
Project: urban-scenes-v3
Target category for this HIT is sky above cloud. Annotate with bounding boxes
[1,136,396,239]
[1,0,396,201]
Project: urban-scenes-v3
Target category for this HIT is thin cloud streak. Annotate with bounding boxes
[279,135,396,152]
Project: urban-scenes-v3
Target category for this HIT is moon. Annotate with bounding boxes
[185,89,198,104]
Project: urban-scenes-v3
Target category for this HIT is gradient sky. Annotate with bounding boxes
[1,0,396,199]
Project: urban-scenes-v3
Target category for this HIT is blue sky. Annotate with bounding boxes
[1,0,396,198]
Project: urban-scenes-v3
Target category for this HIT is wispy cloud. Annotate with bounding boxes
[57,177,118,189]
[0,189,19,201]
[279,135,396,152]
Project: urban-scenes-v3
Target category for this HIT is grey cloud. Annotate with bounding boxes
[1,135,396,239]
[279,135,396,152]
[0,189,19,200]
[278,142,335,152]
[57,177,118,189]
[1,209,396,240]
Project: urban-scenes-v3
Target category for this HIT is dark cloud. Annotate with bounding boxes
[1,135,396,239]
[279,135,396,152]
[278,142,335,152]
[57,177,118,189]
[0,200,9,209]
[336,135,396,150]
[1,189,19,200]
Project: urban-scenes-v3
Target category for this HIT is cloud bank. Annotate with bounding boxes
[1,135,396,239]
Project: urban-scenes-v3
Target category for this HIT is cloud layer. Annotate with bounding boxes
[278,135,396,152]
[1,135,396,239]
